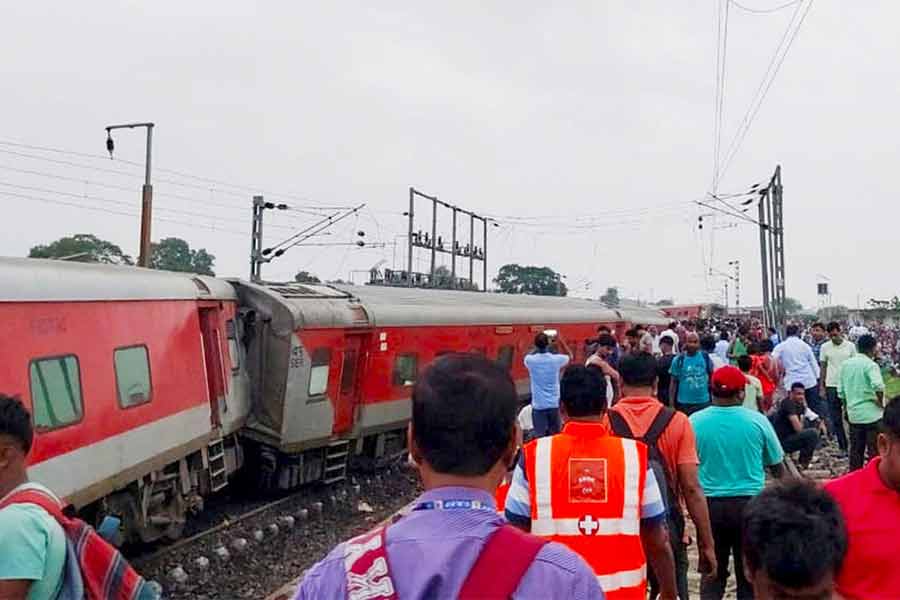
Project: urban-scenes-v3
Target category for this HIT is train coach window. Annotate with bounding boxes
[226,319,241,371]
[393,353,418,387]
[308,348,331,397]
[29,355,83,430]
[114,346,152,408]
[497,345,515,371]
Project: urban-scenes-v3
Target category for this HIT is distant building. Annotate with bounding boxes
[847,308,900,327]
[659,303,725,321]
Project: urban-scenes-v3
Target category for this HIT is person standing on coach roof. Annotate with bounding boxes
[690,366,786,600]
[742,480,848,600]
[295,354,603,599]
[505,365,678,600]
[524,332,573,438]
[825,395,900,599]
[607,353,716,600]
[0,394,66,600]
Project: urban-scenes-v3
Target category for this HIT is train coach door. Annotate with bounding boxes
[334,334,366,435]
[198,306,227,427]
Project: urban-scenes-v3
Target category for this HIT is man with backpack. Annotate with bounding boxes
[0,394,156,600]
[0,394,64,600]
[668,332,714,416]
[297,354,602,599]
[607,353,716,600]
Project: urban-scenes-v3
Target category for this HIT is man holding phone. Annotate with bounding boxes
[524,331,573,437]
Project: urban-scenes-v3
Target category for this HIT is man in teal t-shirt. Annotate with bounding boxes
[689,366,786,600]
[0,395,65,600]
[669,332,712,415]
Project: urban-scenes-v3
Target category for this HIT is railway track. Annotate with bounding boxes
[132,464,420,599]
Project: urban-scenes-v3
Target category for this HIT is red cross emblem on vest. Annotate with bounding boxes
[578,515,601,535]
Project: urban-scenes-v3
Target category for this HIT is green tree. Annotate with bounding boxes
[294,271,321,283]
[600,286,620,307]
[494,264,567,296]
[29,234,133,265]
[150,237,216,275]
[782,297,803,314]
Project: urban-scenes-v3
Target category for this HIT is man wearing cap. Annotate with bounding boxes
[689,366,786,600]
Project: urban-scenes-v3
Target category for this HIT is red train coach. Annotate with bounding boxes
[0,258,250,543]
[233,281,668,490]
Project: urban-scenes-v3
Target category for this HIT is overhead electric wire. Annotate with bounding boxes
[730,0,803,14]
[276,204,367,257]
[0,180,313,232]
[712,0,731,193]
[716,0,814,182]
[0,190,249,236]
[0,138,354,208]
[0,163,329,227]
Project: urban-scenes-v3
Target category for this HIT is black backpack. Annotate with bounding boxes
[608,407,677,512]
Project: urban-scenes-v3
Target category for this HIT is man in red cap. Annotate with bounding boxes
[689,366,786,600]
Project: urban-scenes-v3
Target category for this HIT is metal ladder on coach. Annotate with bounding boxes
[323,440,350,484]
[208,436,229,492]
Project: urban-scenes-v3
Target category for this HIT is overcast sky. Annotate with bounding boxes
[1,2,894,309]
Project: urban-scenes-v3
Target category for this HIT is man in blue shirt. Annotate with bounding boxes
[524,332,572,437]
[668,332,713,416]
[690,366,785,600]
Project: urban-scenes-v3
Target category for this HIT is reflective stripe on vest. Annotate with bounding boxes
[532,436,642,536]
[527,428,648,599]
[597,565,647,593]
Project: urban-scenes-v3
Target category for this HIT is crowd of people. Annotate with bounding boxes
[2,317,899,599]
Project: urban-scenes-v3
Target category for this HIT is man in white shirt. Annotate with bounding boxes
[819,322,857,455]
[714,332,730,364]
[773,324,824,428]
[660,322,680,353]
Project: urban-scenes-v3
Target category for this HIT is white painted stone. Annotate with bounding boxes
[267,523,280,536]
[253,528,265,542]
[168,566,188,584]
[193,556,210,570]
[279,515,296,529]
[214,545,230,560]
[231,537,249,553]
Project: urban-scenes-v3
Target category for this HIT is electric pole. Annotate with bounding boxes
[758,165,786,330]
[406,187,491,291]
[105,122,154,267]
[249,196,290,282]
[728,260,741,314]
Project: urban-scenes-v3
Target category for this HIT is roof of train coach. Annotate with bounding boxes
[233,280,669,329]
[0,257,236,302]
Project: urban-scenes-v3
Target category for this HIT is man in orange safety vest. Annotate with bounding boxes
[505,365,677,599]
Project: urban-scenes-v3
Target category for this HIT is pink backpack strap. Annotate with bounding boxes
[458,524,547,600]
[344,526,398,600]
[0,488,65,519]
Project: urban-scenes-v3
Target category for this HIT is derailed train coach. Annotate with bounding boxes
[0,256,667,541]
[1,258,250,544]
[233,281,668,490]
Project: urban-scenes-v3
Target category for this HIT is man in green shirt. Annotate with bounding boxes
[819,321,856,455]
[838,334,886,471]
[0,394,65,600]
